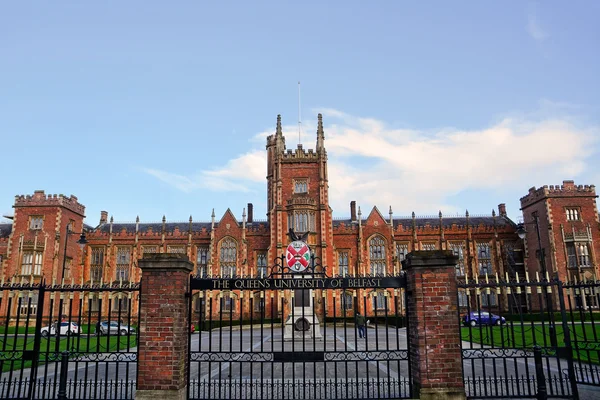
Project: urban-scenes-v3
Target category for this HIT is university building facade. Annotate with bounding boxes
[1,114,599,319]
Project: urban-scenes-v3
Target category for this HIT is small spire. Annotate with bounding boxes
[465,210,469,218]
[439,210,443,219]
[357,206,362,217]
[316,113,325,151]
[162,215,166,223]
[211,209,215,218]
[492,209,496,217]
[276,114,282,136]
[110,216,114,223]
[411,211,415,219]
[189,215,193,223]
[135,215,139,223]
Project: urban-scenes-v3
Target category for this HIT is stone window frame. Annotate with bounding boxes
[293,178,309,194]
[19,291,38,316]
[395,242,409,263]
[220,290,237,313]
[288,210,315,233]
[342,290,353,310]
[167,245,186,254]
[476,242,493,276]
[29,216,44,230]
[196,246,209,277]
[566,207,581,222]
[369,235,387,276]
[115,246,131,282]
[421,242,436,251]
[338,250,350,276]
[20,250,43,276]
[110,292,130,313]
[219,237,237,277]
[370,289,388,311]
[256,251,268,278]
[253,291,265,312]
[449,242,466,276]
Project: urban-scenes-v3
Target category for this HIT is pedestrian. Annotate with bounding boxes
[356,312,366,338]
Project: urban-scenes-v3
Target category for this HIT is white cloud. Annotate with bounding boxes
[141,108,598,218]
[527,12,548,42]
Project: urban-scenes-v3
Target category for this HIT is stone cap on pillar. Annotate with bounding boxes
[402,250,458,270]
[138,253,193,272]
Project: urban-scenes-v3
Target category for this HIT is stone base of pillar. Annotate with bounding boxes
[283,307,323,340]
[136,388,187,400]
[417,387,466,400]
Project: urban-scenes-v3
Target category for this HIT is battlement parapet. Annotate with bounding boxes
[520,180,597,207]
[281,145,321,162]
[14,190,85,216]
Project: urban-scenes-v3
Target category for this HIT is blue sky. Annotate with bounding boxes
[2,1,599,225]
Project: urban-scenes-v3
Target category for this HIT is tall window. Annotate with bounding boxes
[19,292,38,316]
[220,238,237,276]
[112,295,129,312]
[91,247,104,282]
[21,251,43,276]
[253,293,265,312]
[63,258,72,280]
[373,291,387,310]
[221,291,234,312]
[578,243,591,267]
[458,290,468,307]
[477,243,492,275]
[450,242,465,276]
[369,236,386,275]
[288,211,315,233]
[342,291,353,310]
[197,246,209,276]
[396,243,409,263]
[422,242,436,251]
[116,247,130,281]
[566,208,580,221]
[294,179,308,194]
[256,252,267,278]
[29,216,43,230]
[481,292,497,307]
[167,245,186,254]
[89,294,100,312]
[338,251,349,276]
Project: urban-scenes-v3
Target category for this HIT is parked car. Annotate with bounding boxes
[96,321,136,335]
[41,321,80,337]
[463,311,506,327]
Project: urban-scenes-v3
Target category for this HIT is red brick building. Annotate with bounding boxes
[1,114,597,319]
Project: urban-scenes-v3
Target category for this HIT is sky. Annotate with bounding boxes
[1,1,599,226]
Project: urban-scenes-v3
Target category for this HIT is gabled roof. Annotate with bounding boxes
[94,222,213,234]
[332,215,515,229]
[0,223,12,238]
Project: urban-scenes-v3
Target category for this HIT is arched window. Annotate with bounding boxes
[369,236,386,275]
[220,237,237,276]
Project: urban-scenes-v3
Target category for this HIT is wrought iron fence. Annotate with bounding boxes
[0,280,139,400]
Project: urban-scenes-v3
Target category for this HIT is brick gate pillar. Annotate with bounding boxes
[403,251,466,400]
[137,254,193,400]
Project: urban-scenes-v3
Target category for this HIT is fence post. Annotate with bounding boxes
[533,345,548,400]
[403,250,465,400]
[556,279,580,399]
[57,351,69,400]
[137,254,193,400]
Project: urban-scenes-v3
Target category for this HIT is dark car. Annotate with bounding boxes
[463,311,506,327]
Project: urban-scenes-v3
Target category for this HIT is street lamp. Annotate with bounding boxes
[61,226,88,282]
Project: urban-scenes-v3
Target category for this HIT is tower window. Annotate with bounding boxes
[566,208,580,221]
[294,179,308,194]
[29,216,43,230]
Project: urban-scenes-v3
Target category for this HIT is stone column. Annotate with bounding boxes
[137,254,193,400]
[403,250,465,400]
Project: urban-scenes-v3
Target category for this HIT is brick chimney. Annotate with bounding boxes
[350,201,357,221]
[498,203,507,217]
[247,203,253,223]
[100,211,108,225]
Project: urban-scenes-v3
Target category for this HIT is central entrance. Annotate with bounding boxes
[187,255,410,399]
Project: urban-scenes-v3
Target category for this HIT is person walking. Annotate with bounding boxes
[356,312,366,338]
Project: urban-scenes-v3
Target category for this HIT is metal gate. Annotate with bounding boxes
[0,281,139,399]
[188,256,410,399]
[457,275,586,399]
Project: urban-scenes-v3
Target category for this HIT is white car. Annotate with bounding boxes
[40,321,80,337]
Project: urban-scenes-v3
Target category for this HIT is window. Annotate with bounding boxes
[256,252,267,278]
[373,291,387,310]
[578,243,591,267]
[422,242,436,251]
[221,291,234,312]
[458,290,468,307]
[111,295,129,312]
[21,251,43,276]
[369,236,386,275]
[294,179,308,194]
[19,292,38,316]
[254,293,265,312]
[481,292,497,307]
[167,245,186,254]
[338,251,349,276]
[396,243,409,263]
[342,291,353,310]
[566,243,578,268]
[450,242,465,276]
[477,243,492,275]
[29,216,43,230]
[288,211,315,233]
[91,247,104,283]
[89,295,100,312]
[116,247,130,281]
[566,208,580,221]
[194,297,205,314]
[220,238,237,276]
[197,246,209,276]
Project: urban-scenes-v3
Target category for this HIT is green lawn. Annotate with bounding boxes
[0,333,137,372]
[461,323,600,364]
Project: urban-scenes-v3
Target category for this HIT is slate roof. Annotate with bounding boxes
[333,216,516,229]
[0,223,12,238]
[94,222,213,234]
